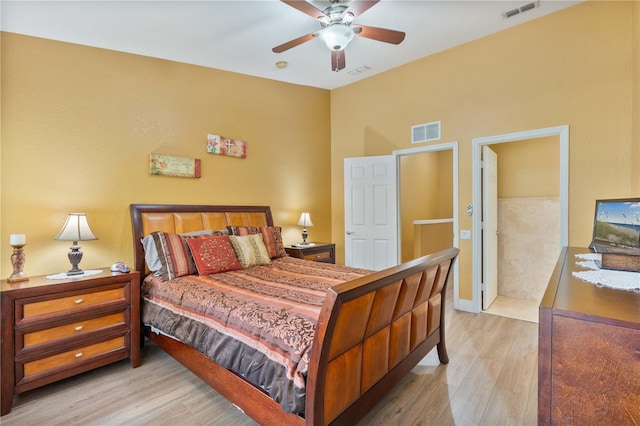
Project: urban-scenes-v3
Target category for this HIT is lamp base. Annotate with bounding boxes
[67,244,84,276]
[300,228,310,246]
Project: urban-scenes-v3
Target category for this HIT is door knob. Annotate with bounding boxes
[346,230,355,235]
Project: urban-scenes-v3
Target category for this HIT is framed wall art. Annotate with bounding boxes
[149,154,201,178]
[207,134,247,159]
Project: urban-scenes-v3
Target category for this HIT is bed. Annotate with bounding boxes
[130,203,459,425]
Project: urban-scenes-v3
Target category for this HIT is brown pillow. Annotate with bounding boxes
[150,232,200,281]
[186,235,243,275]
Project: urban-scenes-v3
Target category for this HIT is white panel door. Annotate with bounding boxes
[482,145,498,309]
[344,155,398,270]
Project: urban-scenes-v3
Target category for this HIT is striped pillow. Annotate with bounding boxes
[229,234,272,268]
[227,226,287,259]
[150,231,212,281]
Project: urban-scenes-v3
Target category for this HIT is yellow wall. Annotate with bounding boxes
[634,1,640,195]
[491,136,559,198]
[399,150,453,262]
[331,1,638,300]
[414,221,454,260]
[1,33,331,276]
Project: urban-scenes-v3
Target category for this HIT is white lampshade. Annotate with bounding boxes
[297,212,314,228]
[54,213,98,242]
[320,25,354,51]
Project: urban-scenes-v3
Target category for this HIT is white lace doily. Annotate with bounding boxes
[573,254,640,292]
[46,269,103,280]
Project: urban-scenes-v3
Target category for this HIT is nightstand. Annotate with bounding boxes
[285,243,335,264]
[1,269,140,416]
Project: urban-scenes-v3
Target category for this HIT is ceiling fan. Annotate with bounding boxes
[272,0,405,72]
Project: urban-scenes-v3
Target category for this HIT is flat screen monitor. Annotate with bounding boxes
[590,198,640,253]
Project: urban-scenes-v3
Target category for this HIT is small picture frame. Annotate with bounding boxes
[590,198,640,254]
[207,134,247,159]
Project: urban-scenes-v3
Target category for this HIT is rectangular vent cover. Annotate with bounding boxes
[503,1,539,19]
[412,121,441,144]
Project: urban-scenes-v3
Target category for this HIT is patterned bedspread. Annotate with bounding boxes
[142,256,372,415]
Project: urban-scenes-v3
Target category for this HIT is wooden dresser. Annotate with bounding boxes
[1,269,140,415]
[538,247,640,425]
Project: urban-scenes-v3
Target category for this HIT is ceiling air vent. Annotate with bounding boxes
[412,121,441,144]
[502,1,539,19]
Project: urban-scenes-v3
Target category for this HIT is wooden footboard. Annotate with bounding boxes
[306,247,458,425]
[129,204,458,426]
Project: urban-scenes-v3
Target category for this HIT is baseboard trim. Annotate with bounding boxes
[455,298,475,313]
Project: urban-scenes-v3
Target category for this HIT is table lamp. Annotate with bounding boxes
[54,213,98,275]
[296,212,314,246]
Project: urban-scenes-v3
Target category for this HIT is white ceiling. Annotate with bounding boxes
[1,0,580,90]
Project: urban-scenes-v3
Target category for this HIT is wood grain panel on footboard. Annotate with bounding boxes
[307,247,458,425]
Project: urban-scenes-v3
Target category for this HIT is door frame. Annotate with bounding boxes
[393,141,460,310]
[471,125,569,313]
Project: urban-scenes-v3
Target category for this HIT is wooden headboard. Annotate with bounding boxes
[129,204,274,281]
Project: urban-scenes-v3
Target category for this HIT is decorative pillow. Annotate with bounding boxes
[186,235,243,275]
[150,231,212,281]
[229,234,272,268]
[142,234,163,273]
[142,229,228,274]
[227,226,286,259]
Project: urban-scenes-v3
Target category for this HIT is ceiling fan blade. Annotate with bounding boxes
[344,1,380,18]
[331,50,346,72]
[272,31,319,53]
[353,25,405,45]
[281,0,329,21]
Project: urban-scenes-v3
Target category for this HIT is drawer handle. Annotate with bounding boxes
[74,352,84,358]
[74,325,84,331]
[74,299,84,305]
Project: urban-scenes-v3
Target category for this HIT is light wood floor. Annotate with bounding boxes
[2,293,539,425]
[485,295,540,323]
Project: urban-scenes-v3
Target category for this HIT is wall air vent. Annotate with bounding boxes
[411,121,441,144]
[502,1,539,19]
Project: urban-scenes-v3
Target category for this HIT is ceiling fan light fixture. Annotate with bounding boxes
[342,12,355,24]
[320,25,354,51]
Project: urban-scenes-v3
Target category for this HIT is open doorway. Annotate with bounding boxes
[471,126,569,316]
[484,138,561,322]
[344,143,460,308]
[398,150,453,262]
[394,142,460,309]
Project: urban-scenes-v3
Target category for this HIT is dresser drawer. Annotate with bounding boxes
[21,287,126,320]
[23,312,126,348]
[304,251,331,262]
[22,336,126,377]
